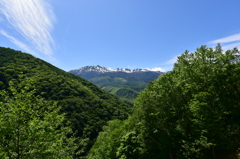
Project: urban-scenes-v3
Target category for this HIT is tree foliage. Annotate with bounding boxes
[88,45,240,159]
[87,117,144,159]
[0,46,133,156]
[0,79,77,158]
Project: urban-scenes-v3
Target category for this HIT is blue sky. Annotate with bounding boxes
[1,0,240,72]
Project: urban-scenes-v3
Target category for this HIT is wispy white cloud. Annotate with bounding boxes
[0,30,38,56]
[208,33,240,51]
[210,33,240,44]
[0,0,55,57]
[222,42,240,51]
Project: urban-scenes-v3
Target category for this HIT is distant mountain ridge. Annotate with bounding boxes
[69,65,163,74]
[69,65,164,102]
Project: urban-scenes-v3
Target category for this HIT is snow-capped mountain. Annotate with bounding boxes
[70,65,110,74]
[68,65,164,102]
[69,65,163,74]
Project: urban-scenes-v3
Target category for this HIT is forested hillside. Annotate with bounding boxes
[87,45,240,159]
[89,75,145,102]
[0,47,133,157]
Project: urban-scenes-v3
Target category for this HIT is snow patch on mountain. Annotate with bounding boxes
[69,65,164,74]
[147,67,165,72]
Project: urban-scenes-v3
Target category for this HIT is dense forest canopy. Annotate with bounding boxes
[0,46,133,157]
[87,45,240,159]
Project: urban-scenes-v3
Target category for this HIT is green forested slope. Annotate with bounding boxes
[85,74,156,102]
[87,45,240,159]
[92,76,143,102]
[0,47,133,156]
[77,75,147,102]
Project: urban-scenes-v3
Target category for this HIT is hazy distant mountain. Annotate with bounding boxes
[69,65,164,102]
[69,65,163,81]
[69,65,163,74]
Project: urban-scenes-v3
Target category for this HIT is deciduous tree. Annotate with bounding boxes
[0,79,78,159]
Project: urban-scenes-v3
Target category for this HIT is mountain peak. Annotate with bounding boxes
[69,65,163,74]
[70,65,109,73]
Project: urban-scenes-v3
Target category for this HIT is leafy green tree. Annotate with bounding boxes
[0,79,78,159]
[87,119,124,159]
[135,45,240,158]
[87,114,145,159]
[88,45,240,159]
